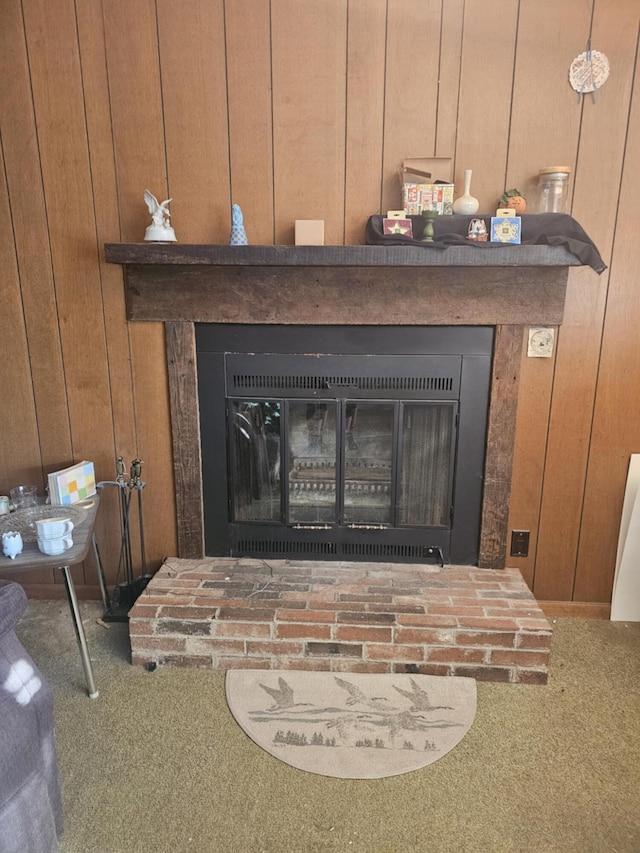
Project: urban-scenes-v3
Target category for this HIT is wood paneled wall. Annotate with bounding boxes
[1,0,638,606]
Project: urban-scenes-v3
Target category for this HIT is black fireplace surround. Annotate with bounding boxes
[197,324,492,565]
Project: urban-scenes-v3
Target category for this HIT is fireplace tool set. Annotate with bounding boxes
[97,457,152,622]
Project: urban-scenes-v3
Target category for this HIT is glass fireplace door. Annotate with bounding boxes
[230,397,457,532]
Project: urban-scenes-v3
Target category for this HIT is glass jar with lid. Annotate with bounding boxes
[536,166,571,213]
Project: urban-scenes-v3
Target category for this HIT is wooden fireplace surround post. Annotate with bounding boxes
[105,243,578,569]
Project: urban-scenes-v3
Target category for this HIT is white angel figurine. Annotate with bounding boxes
[143,190,177,242]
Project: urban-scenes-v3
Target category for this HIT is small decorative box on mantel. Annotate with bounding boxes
[490,208,522,244]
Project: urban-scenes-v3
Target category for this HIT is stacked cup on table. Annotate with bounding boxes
[36,517,74,556]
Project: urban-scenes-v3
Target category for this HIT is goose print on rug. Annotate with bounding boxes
[225,671,477,779]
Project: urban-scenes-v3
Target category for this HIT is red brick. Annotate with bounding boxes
[150,578,201,588]
[156,619,212,636]
[217,658,271,670]
[455,631,516,647]
[452,665,513,682]
[218,607,275,621]
[395,627,456,645]
[131,636,186,652]
[277,609,336,623]
[368,603,425,614]
[131,653,154,667]
[331,660,391,673]
[336,626,393,643]
[427,605,485,617]
[366,644,424,662]
[276,623,332,640]
[517,632,553,650]
[396,613,454,627]
[515,668,549,685]
[337,611,395,624]
[393,663,451,676]
[128,619,154,635]
[187,638,245,655]
[428,647,487,664]
[278,659,337,671]
[338,593,393,603]
[159,606,217,619]
[247,641,304,656]
[516,618,552,631]
[408,613,458,628]
[490,649,549,667]
[306,642,363,658]
[456,616,520,631]
[214,622,272,638]
[132,595,190,606]
[156,655,212,668]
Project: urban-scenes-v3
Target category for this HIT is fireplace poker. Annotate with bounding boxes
[129,458,147,577]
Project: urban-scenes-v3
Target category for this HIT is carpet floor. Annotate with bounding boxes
[14,600,640,853]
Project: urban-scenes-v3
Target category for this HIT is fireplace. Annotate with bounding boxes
[105,242,575,681]
[104,240,576,569]
[197,324,492,564]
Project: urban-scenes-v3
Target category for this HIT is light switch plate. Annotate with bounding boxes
[527,327,554,358]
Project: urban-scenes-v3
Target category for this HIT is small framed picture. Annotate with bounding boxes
[383,218,413,237]
[490,216,521,244]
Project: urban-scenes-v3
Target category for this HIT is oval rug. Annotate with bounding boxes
[225,670,476,779]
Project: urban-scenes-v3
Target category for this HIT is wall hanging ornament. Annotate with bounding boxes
[569,39,609,103]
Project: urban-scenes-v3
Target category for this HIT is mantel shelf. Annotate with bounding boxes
[105,242,582,268]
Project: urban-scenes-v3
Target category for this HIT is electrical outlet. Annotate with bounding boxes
[510,529,530,558]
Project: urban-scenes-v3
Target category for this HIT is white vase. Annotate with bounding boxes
[453,169,479,215]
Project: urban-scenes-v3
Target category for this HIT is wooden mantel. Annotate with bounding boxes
[105,242,579,568]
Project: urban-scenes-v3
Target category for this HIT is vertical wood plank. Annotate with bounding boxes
[506,331,556,587]
[343,0,387,244]
[75,0,139,586]
[0,0,72,474]
[533,0,640,602]
[157,0,231,243]
[22,0,118,588]
[166,323,203,558]
[479,324,522,569]
[505,0,588,201]
[454,0,518,211]
[271,0,348,245]
[435,0,464,159]
[225,0,275,245]
[0,136,54,588]
[504,0,589,596]
[104,0,177,569]
[382,0,441,213]
[574,31,640,601]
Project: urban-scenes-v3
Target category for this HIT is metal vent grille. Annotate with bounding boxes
[235,540,426,560]
[341,543,425,558]
[236,540,338,555]
[232,374,454,393]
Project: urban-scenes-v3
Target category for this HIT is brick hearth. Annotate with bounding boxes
[128,559,552,684]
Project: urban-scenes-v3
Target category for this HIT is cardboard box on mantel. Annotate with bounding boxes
[295,220,325,246]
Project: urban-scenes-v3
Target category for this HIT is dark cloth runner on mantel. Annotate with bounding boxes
[365,213,607,273]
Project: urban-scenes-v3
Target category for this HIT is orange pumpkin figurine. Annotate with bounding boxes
[499,189,527,214]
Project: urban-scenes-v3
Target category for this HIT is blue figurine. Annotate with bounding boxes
[229,203,248,245]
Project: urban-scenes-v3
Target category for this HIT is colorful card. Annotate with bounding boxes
[48,460,96,505]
